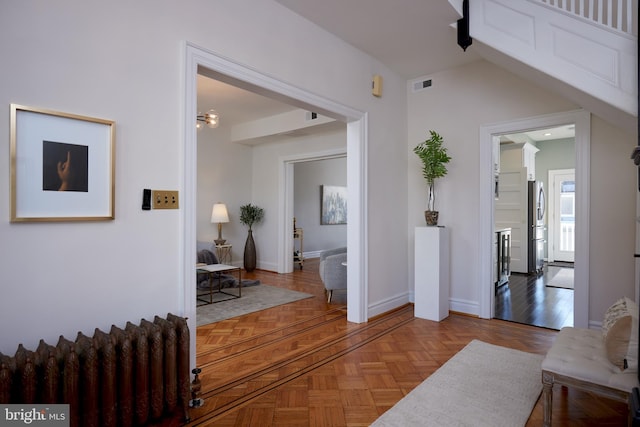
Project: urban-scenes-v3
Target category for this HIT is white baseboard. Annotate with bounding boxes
[303,251,322,259]
[408,293,480,317]
[368,292,412,318]
[588,320,603,330]
[449,298,480,317]
[256,261,278,272]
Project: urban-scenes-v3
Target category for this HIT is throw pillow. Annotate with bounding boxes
[602,297,639,371]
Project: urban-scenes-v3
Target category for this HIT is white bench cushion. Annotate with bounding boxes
[542,327,638,392]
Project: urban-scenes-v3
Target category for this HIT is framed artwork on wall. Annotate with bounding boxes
[321,185,347,225]
[10,104,115,222]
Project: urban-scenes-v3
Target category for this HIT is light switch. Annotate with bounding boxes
[152,190,179,209]
[142,189,151,210]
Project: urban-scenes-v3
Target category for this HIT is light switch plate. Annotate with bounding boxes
[152,190,179,209]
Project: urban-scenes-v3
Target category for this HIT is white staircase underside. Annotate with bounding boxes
[466,0,637,131]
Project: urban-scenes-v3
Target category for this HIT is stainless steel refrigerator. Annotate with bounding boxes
[528,180,546,274]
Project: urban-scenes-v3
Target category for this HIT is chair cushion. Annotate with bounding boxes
[602,297,639,372]
[319,247,346,261]
[542,327,638,391]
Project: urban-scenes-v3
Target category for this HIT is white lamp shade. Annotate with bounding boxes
[211,203,229,223]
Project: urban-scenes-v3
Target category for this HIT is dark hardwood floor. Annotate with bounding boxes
[494,263,574,330]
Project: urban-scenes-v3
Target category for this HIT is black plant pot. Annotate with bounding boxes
[244,229,256,272]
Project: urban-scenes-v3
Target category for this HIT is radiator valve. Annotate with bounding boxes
[189,367,204,408]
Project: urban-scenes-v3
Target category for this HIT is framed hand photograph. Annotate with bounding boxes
[10,104,115,222]
[321,185,347,225]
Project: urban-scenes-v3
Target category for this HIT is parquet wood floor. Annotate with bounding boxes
[183,258,628,426]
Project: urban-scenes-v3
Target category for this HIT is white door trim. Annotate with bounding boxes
[278,149,347,274]
[182,42,369,369]
[479,110,590,328]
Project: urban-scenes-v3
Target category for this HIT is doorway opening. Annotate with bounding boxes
[493,126,576,329]
[282,151,347,273]
[479,110,591,329]
[183,42,368,368]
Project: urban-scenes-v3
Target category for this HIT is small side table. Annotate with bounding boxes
[215,244,232,264]
[195,263,241,305]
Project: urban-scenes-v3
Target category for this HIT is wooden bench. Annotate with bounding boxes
[541,326,639,426]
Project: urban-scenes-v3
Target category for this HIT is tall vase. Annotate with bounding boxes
[425,183,439,226]
[244,229,257,272]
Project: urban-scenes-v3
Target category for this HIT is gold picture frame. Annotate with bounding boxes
[10,104,115,222]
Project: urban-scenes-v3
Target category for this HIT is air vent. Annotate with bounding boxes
[412,79,432,93]
[305,111,318,121]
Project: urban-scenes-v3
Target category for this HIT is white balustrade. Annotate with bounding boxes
[531,0,636,35]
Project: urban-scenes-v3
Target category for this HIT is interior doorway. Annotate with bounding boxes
[492,126,575,329]
[282,151,347,273]
[183,42,369,368]
[479,110,591,329]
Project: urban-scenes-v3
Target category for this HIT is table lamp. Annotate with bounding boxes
[211,203,229,245]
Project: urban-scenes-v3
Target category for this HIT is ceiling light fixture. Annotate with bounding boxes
[196,109,220,129]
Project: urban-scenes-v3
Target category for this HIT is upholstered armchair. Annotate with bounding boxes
[318,247,347,303]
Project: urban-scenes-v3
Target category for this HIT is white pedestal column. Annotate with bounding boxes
[414,226,450,321]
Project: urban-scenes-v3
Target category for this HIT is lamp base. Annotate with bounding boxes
[214,239,226,246]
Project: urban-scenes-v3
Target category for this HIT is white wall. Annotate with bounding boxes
[589,116,637,320]
[294,155,348,254]
[407,60,637,321]
[249,130,350,271]
[535,138,576,193]
[197,126,347,267]
[0,0,408,354]
[196,124,253,265]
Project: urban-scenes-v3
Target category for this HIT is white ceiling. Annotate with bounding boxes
[197,75,296,128]
[198,1,481,128]
[273,0,480,79]
[197,2,578,145]
[503,125,576,144]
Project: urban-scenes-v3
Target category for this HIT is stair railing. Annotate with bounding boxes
[530,0,636,36]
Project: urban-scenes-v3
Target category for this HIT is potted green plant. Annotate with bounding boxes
[413,130,451,226]
[239,203,264,272]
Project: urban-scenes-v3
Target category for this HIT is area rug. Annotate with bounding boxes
[196,284,313,326]
[370,340,543,427]
[546,267,574,289]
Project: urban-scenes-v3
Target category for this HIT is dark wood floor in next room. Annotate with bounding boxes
[495,263,574,330]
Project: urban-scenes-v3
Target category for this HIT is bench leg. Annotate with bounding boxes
[542,371,554,427]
